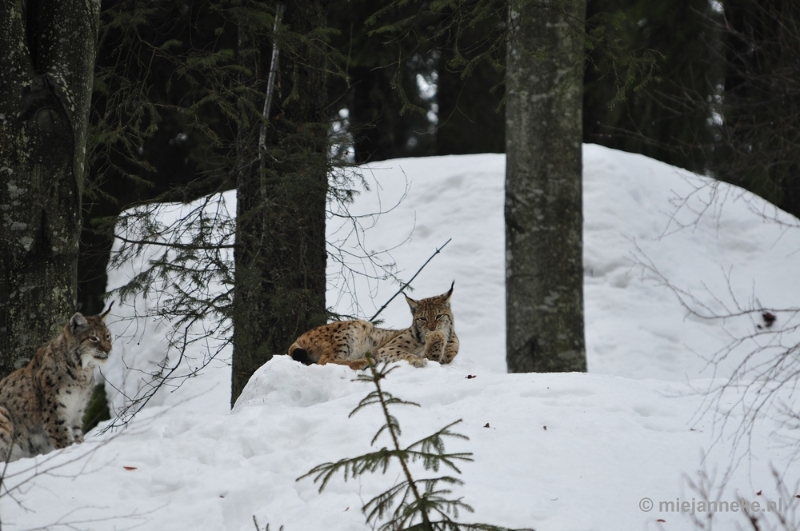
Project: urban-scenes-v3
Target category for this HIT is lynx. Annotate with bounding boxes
[289,283,459,370]
[0,306,113,462]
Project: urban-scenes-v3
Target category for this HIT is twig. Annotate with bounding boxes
[114,234,237,250]
[369,238,452,323]
[258,2,285,161]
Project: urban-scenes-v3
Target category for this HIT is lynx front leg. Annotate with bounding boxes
[0,406,15,461]
[374,347,427,368]
[440,334,460,365]
[44,404,76,450]
[72,422,85,444]
[423,331,447,363]
[319,355,370,371]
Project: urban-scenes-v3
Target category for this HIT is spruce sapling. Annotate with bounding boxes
[299,354,533,531]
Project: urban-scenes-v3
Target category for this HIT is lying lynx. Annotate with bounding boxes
[289,283,459,370]
[0,306,113,462]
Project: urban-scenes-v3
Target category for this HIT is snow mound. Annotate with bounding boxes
[233,355,362,410]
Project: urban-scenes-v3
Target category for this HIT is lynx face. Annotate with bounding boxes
[404,284,455,343]
[69,313,113,367]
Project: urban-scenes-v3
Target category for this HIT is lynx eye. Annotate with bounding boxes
[89,337,99,342]
[417,317,427,322]
[436,314,444,320]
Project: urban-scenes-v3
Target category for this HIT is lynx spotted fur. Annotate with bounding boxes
[0,307,113,462]
[289,283,458,370]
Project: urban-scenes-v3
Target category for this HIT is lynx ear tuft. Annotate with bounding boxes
[70,313,88,333]
[442,281,454,303]
[404,292,419,312]
[100,301,115,320]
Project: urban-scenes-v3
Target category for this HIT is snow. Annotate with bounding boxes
[4,145,800,530]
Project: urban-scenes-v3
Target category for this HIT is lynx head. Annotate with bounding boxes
[404,282,455,340]
[65,303,114,367]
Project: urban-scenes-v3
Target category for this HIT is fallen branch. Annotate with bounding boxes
[369,238,452,323]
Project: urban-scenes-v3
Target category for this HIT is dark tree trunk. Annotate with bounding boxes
[505,0,587,373]
[231,1,329,404]
[0,0,99,377]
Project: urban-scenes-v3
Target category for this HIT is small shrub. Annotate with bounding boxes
[299,355,533,531]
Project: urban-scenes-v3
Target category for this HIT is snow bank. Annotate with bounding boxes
[4,145,800,530]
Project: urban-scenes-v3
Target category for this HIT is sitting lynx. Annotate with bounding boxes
[289,283,458,370]
[0,306,113,462]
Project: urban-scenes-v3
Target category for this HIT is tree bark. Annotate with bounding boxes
[231,1,329,404]
[0,0,99,377]
[505,0,587,373]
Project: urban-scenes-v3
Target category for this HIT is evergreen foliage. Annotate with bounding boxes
[327,0,439,161]
[711,0,800,219]
[328,0,663,162]
[583,0,711,173]
[79,0,244,315]
[90,1,410,421]
[584,0,800,220]
[300,356,532,531]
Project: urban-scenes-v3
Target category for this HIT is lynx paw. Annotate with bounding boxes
[424,330,447,362]
[407,356,427,368]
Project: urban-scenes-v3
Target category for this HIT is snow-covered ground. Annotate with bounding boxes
[4,145,800,530]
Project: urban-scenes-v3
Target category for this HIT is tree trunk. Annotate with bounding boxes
[505,0,587,373]
[231,1,329,404]
[0,0,99,378]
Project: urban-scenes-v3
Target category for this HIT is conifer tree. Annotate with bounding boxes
[230,1,331,404]
[711,0,800,218]
[582,0,714,173]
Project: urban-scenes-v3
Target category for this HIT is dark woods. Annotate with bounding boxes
[3,0,793,390]
[585,0,800,219]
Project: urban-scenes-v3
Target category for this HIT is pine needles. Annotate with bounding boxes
[299,355,532,531]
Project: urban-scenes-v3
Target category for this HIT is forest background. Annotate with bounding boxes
[0,0,796,422]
